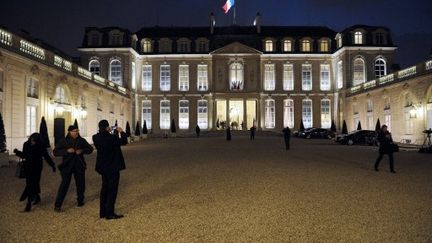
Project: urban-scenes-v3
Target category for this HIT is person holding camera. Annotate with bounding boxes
[14,133,56,212]
[53,125,93,212]
[92,120,128,220]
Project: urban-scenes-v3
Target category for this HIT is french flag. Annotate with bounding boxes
[222,0,235,14]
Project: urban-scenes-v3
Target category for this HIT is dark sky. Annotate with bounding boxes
[1,0,431,67]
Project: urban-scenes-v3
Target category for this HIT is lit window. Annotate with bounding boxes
[230,62,243,90]
[160,100,170,129]
[142,65,152,91]
[302,99,313,129]
[367,99,373,112]
[320,64,331,91]
[264,64,275,91]
[179,100,189,129]
[337,36,342,48]
[283,40,292,52]
[375,58,386,78]
[131,62,136,90]
[198,100,208,129]
[264,99,275,129]
[302,64,312,91]
[353,58,365,86]
[354,31,363,44]
[54,86,69,104]
[160,65,171,91]
[320,40,329,52]
[321,99,331,128]
[197,65,208,91]
[26,105,37,136]
[283,99,294,128]
[265,40,273,52]
[283,64,294,91]
[109,59,122,85]
[178,65,189,91]
[27,79,38,98]
[89,60,100,75]
[142,100,152,129]
[301,40,311,52]
[142,39,152,53]
[337,61,343,89]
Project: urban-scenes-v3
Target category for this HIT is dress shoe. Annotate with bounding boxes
[77,201,85,207]
[24,202,31,212]
[33,195,41,205]
[374,167,379,172]
[105,214,124,220]
[390,170,396,173]
[54,206,62,212]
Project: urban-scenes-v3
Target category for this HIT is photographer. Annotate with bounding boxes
[14,133,56,212]
[92,120,128,220]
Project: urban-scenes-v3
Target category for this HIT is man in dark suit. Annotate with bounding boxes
[53,125,93,212]
[283,127,291,150]
[92,120,128,220]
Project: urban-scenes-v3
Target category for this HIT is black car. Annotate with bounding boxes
[299,128,334,139]
[338,130,377,145]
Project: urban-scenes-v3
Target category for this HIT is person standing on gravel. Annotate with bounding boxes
[226,126,232,141]
[53,125,93,212]
[250,126,256,140]
[283,127,291,150]
[374,125,396,173]
[14,133,56,212]
[92,120,128,220]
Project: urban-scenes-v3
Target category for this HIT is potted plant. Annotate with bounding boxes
[170,119,176,137]
[134,121,141,141]
[142,120,148,139]
[0,112,9,164]
[125,121,131,142]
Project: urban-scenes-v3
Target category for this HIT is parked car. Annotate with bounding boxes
[337,130,378,145]
[299,128,334,139]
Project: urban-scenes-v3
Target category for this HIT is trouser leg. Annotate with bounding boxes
[388,153,395,172]
[74,170,85,203]
[375,153,384,169]
[100,174,109,217]
[105,172,120,216]
[55,171,72,208]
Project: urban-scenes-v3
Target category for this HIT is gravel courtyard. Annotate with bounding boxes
[1,135,431,242]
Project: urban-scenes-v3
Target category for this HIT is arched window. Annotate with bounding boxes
[54,85,70,104]
[319,40,329,52]
[230,62,244,90]
[283,40,292,52]
[374,58,386,78]
[354,31,363,44]
[142,39,152,53]
[109,59,122,85]
[301,40,311,52]
[353,58,365,86]
[265,40,273,52]
[89,60,100,75]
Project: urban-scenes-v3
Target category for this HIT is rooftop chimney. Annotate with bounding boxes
[210,12,215,34]
[254,12,261,34]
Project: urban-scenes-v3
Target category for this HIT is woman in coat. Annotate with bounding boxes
[374,125,396,173]
[14,133,56,212]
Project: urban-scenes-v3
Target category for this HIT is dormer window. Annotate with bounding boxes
[354,31,363,44]
[196,38,209,53]
[319,39,329,52]
[109,30,124,46]
[87,31,102,46]
[142,39,152,53]
[265,40,274,52]
[177,38,190,53]
[283,39,292,52]
[89,60,100,75]
[336,34,343,48]
[159,38,172,53]
[301,39,311,52]
[91,34,100,46]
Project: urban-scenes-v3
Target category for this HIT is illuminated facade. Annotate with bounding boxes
[1,13,431,151]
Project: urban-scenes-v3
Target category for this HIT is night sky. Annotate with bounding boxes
[1,0,431,67]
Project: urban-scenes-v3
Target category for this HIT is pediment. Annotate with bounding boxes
[211,42,262,55]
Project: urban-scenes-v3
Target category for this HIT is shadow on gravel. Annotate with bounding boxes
[118,175,200,214]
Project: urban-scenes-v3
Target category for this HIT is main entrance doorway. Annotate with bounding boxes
[216,99,257,130]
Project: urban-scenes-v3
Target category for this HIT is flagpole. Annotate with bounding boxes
[233,1,236,25]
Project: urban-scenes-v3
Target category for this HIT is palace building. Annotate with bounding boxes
[1,13,431,152]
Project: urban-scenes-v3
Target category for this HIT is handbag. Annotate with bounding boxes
[15,159,26,179]
[390,143,399,153]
